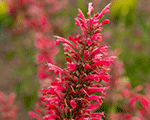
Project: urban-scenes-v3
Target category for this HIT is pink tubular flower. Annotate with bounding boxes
[35,32,59,80]
[66,62,76,71]
[41,2,115,120]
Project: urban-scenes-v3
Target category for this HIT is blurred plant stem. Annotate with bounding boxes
[110,102,117,116]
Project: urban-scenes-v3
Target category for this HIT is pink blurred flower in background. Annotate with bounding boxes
[0,91,18,120]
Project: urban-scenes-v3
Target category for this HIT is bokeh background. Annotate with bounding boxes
[0,0,150,119]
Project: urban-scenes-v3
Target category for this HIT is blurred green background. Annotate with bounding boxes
[0,0,150,119]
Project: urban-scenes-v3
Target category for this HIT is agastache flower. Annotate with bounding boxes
[0,91,18,120]
[41,2,115,120]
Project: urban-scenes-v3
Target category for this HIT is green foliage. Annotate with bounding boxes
[123,53,150,87]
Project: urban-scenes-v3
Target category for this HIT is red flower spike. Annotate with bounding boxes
[42,2,115,119]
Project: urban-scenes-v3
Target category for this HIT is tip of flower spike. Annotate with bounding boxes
[108,3,112,6]
[104,3,111,13]
[87,2,94,17]
[97,3,111,19]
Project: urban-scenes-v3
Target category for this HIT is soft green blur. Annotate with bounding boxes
[109,0,150,87]
[0,0,150,119]
[111,0,136,26]
[0,2,7,21]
